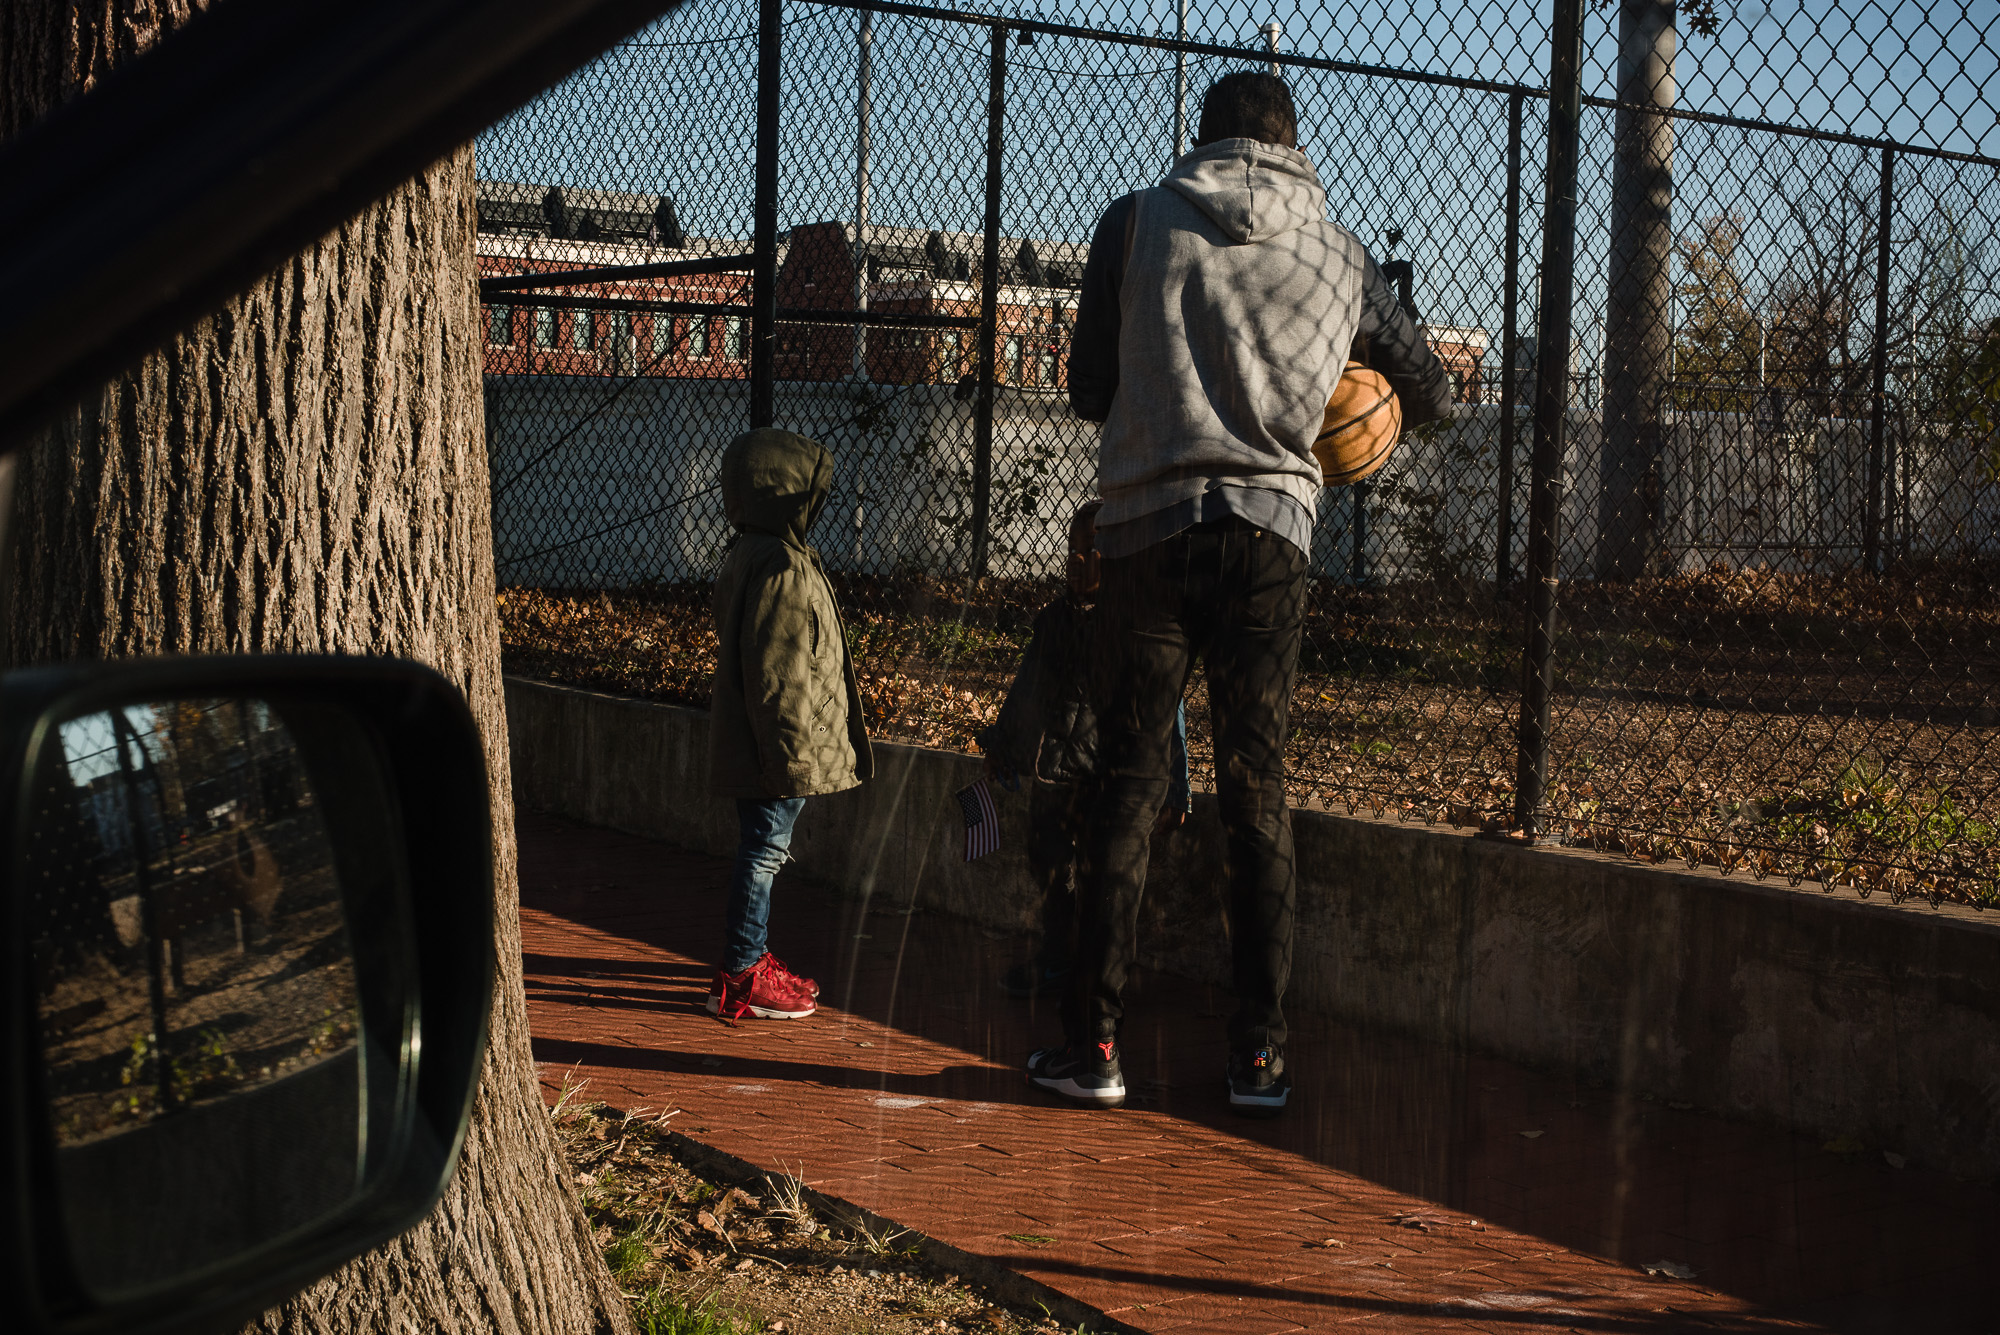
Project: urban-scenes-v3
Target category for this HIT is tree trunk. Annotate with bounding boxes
[1,6,632,1333]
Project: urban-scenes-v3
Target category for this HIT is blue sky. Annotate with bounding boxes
[477,1,1999,351]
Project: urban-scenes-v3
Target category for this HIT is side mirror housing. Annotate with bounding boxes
[0,655,494,1335]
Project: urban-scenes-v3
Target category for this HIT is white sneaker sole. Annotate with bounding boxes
[706,994,815,1020]
[1026,1052,1126,1107]
[1030,1074,1126,1107]
[1228,1082,1290,1115]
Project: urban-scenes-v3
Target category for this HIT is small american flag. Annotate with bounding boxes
[956,777,1001,861]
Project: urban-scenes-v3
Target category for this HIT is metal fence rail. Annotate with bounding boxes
[479,0,2000,906]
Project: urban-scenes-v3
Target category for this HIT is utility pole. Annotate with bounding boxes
[1598,0,1676,580]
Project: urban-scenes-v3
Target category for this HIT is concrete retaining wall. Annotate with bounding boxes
[506,676,2000,1179]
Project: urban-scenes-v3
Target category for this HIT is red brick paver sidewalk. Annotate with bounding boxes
[517,812,1994,1333]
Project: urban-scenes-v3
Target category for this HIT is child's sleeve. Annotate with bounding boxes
[738,564,820,789]
[1166,698,1192,815]
[978,606,1056,777]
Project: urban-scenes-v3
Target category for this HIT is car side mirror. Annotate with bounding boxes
[0,656,494,1335]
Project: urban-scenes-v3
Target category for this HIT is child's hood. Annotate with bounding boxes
[720,428,834,549]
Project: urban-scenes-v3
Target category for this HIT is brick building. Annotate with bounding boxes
[477,183,1487,404]
[772,222,1089,388]
[1423,324,1491,404]
[477,181,758,380]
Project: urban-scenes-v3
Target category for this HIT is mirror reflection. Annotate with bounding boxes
[26,696,363,1298]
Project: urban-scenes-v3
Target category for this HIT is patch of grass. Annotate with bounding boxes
[631,1286,751,1335]
[763,1168,818,1239]
[604,1225,652,1287]
[849,1216,912,1255]
[1759,755,2000,885]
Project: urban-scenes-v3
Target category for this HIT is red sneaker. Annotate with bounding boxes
[763,952,820,998]
[706,952,817,1019]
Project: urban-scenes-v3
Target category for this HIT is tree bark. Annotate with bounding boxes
[2,6,632,1333]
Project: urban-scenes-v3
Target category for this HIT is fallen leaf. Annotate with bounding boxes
[1641,1259,1698,1280]
[1003,1233,1056,1245]
[1306,1237,1347,1249]
[1821,1135,1864,1156]
[1666,1100,1694,1111]
[732,1257,755,1272]
[1519,1130,1545,1139]
[1389,1210,1454,1232]
[1883,1151,1907,1169]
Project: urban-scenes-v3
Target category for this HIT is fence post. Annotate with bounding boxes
[749,0,781,429]
[1497,89,1524,587]
[1513,0,1585,839]
[971,22,1006,578]
[1865,146,1895,574]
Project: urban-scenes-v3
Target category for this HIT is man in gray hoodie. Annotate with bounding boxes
[1026,72,1451,1116]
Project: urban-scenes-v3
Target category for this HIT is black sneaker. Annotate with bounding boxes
[999,958,1070,999]
[1026,1039,1126,1108]
[1228,1045,1291,1117]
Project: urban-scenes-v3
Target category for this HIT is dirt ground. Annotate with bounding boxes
[550,1080,1094,1335]
[500,562,2000,906]
[35,818,358,1144]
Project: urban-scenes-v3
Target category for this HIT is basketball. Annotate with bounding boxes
[1313,361,1402,486]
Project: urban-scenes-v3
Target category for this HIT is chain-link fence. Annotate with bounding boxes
[480,0,2000,906]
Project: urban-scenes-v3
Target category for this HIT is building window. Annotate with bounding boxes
[1039,339,1058,387]
[608,310,634,373]
[571,310,595,352]
[724,316,746,362]
[535,306,557,348]
[652,314,677,356]
[487,305,513,347]
[688,318,709,358]
[1004,335,1024,384]
[936,330,961,381]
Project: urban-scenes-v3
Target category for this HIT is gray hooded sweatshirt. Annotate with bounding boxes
[1093,139,1371,540]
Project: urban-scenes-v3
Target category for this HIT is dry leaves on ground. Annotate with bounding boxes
[549,1074,1089,1335]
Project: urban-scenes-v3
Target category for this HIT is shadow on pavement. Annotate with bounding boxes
[518,809,1995,1334]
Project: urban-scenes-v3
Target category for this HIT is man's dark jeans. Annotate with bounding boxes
[1068,517,1305,1051]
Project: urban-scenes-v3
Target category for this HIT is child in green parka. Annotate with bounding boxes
[706,428,873,1020]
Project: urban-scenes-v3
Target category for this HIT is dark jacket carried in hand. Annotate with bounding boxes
[708,429,874,799]
[978,596,1190,812]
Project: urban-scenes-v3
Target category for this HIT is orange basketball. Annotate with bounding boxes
[1313,361,1402,486]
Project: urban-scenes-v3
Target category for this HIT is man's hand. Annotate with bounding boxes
[1152,806,1187,838]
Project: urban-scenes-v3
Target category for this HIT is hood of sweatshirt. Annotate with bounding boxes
[1163,137,1328,245]
[721,427,834,549]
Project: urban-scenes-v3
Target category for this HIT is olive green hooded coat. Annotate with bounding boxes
[708,429,874,798]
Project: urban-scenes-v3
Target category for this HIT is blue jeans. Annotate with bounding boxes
[724,797,807,974]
